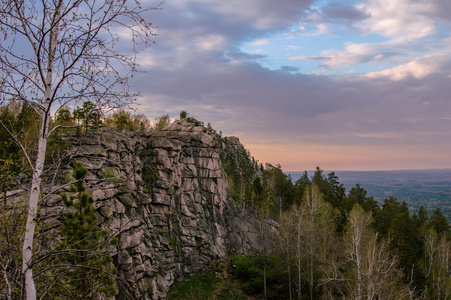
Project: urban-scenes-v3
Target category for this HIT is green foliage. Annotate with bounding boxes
[311,167,346,208]
[46,162,116,298]
[371,198,426,287]
[167,262,246,300]
[168,272,217,299]
[55,107,73,126]
[303,167,347,232]
[168,237,180,249]
[0,102,69,169]
[231,254,281,298]
[101,167,117,179]
[142,163,158,193]
[0,102,39,167]
[104,109,151,131]
[430,208,450,237]
[179,110,188,119]
[223,158,341,223]
[0,200,26,299]
[221,159,451,297]
[0,106,22,162]
[344,184,379,214]
[418,205,429,226]
[0,159,20,206]
[294,171,310,205]
[374,196,403,235]
[155,113,170,131]
[0,103,47,203]
[265,165,295,216]
[221,138,263,209]
[183,112,204,126]
[45,133,70,166]
[73,101,102,135]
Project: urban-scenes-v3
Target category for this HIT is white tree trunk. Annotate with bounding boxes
[22,129,48,300]
[21,2,59,297]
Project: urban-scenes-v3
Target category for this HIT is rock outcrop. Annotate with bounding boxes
[42,119,264,299]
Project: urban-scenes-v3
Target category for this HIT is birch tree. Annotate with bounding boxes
[302,183,336,300]
[423,228,451,299]
[0,1,157,298]
[292,201,307,298]
[275,210,296,300]
[290,184,337,299]
[344,204,407,300]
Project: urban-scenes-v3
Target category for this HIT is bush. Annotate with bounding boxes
[179,110,188,119]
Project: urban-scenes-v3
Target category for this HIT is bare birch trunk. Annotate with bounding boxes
[22,131,47,299]
[22,4,59,296]
[297,212,302,299]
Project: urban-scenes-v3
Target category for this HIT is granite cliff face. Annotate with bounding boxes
[43,119,264,299]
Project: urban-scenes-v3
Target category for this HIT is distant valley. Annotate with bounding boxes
[288,169,451,219]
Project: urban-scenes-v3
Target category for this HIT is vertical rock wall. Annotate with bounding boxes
[53,119,263,299]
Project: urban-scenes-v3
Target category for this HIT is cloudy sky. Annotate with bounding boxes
[131,0,451,171]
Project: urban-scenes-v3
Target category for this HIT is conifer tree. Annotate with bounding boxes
[47,162,117,299]
[430,208,450,238]
[294,171,310,205]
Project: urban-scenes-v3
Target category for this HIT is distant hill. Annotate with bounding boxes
[288,169,451,219]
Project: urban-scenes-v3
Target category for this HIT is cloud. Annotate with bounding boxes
[434,0,451,21]
[280,66,300,72]
[293,42,402,68]
[322,2,369,21]
[250,38,271,46]
[129,0,451,170]
[157,0,316,32]
[289,55,330,61]
[225,50,267,61]
[356,0,439,40]
[136,47,451,140]
[194,34,226,51]
[366,61,437,80]
[290,24,331,37]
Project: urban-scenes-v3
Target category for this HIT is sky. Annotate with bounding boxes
[129,0,451,171]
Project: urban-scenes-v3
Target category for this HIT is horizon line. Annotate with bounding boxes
[286,168,451,173]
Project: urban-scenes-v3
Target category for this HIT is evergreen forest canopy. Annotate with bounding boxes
[289,169,451,222]
[1,105,451,299]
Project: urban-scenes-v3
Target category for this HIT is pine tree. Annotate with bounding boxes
[294,171,310,205]
[430,208,450,238]
[390,201,425,288]
[47,162,117,299]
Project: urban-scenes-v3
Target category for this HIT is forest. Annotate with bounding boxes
[289,170,451,222]
[2,102,451,299]
[222,153,451,299]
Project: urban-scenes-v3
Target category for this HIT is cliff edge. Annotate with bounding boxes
[41,119,263,299]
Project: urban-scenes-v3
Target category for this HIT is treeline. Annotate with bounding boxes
[0,102,180,195]
[0,103,200,167]
[224,164,451,299]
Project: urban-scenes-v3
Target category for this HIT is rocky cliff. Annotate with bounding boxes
[42,119,264,299]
